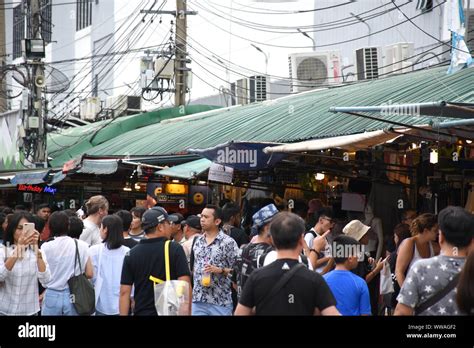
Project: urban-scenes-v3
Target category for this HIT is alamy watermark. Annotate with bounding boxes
[331,242,367,261]
[381,100,420,117]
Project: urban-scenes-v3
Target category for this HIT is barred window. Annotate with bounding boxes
[13,5,24,59]
[76,0,93,31]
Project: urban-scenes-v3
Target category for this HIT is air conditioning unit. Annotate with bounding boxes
[235,78,248,105]
[230,75,267,105]
[79,97,101,121]
[383,42,414,76]
[104,95,142,117]
[249,75,267,102]
[154,57,174,79]
[288,51,342,92]
[355,47,382,80]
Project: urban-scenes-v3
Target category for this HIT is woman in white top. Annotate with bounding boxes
[79,195,109,246]
[89,215,130,315]
[0,212,50,315]
[395,213,439,288]
[41,211,93,316]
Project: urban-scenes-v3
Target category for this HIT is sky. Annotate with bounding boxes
[166,0,317,100]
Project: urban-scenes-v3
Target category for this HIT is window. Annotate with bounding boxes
[76,0,92,31]
[12,1,52,60]
[41,0,52,43]
[13,5,24,59]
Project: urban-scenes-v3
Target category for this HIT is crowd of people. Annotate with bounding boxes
[0,195,472,316]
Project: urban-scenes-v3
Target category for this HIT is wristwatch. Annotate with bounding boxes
[220,268,227,276]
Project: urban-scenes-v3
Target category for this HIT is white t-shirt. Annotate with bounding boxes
[41,236,90,290]
[80,219,102,246]
[262,251,314,271]
[304,228,332,273]
[89,243,130,315]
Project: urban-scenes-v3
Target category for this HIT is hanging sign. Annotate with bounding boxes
[189,141,286,171]
[208,163,233,184]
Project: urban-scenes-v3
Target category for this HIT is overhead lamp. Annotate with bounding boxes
[467,140,472,144]
[429,149,438,164]
[315,173,325,181]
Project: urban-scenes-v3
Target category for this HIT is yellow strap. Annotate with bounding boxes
[165,240,170,281]
[148,240,171,284]
[149,275,164,284]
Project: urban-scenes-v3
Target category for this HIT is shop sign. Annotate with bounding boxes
[17,184,58,195]
[156,194,185,203]
[208,163,233,184]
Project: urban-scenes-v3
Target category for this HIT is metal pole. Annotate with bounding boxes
[0,0,6,112]
[31,0,45,164]
[297,28,316,51]
[174,0,187,107]
[350,12,371,46]
[250,43,268,75]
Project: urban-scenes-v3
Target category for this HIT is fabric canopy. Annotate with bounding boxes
[10,170,51,185]
[77,159,119,175]
[263,129,406,154]
[155,159,212,179]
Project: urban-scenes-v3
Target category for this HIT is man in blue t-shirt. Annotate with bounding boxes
[324,235,371,316]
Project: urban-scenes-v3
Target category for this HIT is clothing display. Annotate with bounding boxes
[465,185,474,213]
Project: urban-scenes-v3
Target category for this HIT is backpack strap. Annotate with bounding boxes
[73,239,83,274]
[259,263,305,310]
[414,273,461,315]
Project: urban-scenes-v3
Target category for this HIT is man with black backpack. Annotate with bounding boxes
[235,212,339,316]
[232,203,277,301]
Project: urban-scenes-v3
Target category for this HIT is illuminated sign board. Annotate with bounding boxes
[17,184,58,195]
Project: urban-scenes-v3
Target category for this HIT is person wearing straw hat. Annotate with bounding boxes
[343,220,388,283]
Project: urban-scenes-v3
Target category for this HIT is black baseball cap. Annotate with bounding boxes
[169,213,184,224]
[141,207,179,230]
[181,215,202,231]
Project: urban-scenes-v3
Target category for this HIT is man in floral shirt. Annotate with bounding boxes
[192,204,238,315]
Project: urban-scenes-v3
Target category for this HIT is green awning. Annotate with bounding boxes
[47,105,219,167]
[85,66,474,157]
[155,159,212,179]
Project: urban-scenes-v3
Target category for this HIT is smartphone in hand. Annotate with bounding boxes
[23,222,35,238]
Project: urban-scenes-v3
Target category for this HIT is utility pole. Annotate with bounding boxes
[141,1,195,106]
[30,0,46,164]
[174,0,188,107]
[0,0,6,112]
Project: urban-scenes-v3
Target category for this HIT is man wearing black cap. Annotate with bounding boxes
[119,206,191,316]
[170,213,186,245]
[181,215,202,266]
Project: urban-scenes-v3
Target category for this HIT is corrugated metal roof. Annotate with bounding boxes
[47,105,219,167]
[86,66,474,157]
